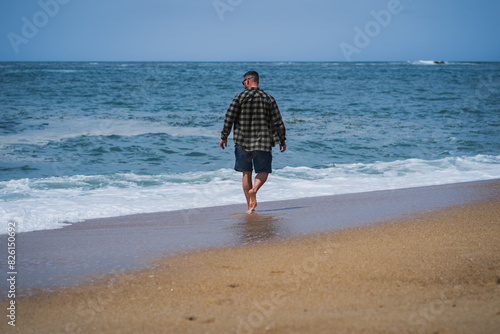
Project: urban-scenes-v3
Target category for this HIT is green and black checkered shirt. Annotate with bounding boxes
[221,87,286,152]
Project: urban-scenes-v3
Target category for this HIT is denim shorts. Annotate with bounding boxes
[234,145,272,173]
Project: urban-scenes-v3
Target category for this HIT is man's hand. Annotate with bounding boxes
[280,144,286,153]
[220,139,228,150]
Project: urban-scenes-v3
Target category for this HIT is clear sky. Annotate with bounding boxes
[1,0,499,62]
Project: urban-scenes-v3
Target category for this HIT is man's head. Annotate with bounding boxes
[243,71,259,88]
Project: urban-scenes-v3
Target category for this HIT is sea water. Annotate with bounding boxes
[1,61,500,234]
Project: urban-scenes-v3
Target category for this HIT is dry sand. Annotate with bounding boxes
[5,197,500,333]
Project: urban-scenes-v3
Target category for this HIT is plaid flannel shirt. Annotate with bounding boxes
[221,87,286,152]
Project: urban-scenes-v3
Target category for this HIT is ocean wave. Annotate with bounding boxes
[1,155,499,234]
[410,60,447,65]
[407,60,480,66]
[0,118,218,146]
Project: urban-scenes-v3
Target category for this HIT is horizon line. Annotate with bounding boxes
[1,60,498,63]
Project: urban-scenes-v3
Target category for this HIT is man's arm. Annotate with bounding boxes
[220,96,241,149]
[269,99,287,149]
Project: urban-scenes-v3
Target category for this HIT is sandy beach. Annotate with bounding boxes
[3,180,500,333]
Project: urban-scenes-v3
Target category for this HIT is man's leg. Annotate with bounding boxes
[248,172,268,211]
[242,171,253,210]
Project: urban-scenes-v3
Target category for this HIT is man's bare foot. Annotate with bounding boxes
[248,189,257,211]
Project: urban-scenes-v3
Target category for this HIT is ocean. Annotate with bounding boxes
[1,61,500,234]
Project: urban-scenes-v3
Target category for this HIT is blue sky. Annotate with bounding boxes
[1,0,499,62]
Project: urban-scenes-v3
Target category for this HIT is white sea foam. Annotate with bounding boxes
[410,60,447,65]
[42,70,80,73]
[1,155,499,234]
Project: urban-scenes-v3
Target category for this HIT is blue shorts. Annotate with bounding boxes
[234,145,272,173]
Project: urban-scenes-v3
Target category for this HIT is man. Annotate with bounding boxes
[220,71,287,212]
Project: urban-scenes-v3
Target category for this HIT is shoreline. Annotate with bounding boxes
[6,188,500,333]
[2,179,500,292]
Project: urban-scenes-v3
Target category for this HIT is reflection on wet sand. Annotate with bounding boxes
[233,213,283,244]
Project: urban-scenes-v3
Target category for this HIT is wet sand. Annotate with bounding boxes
[3,180,500,333]
[5,179,500,291]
